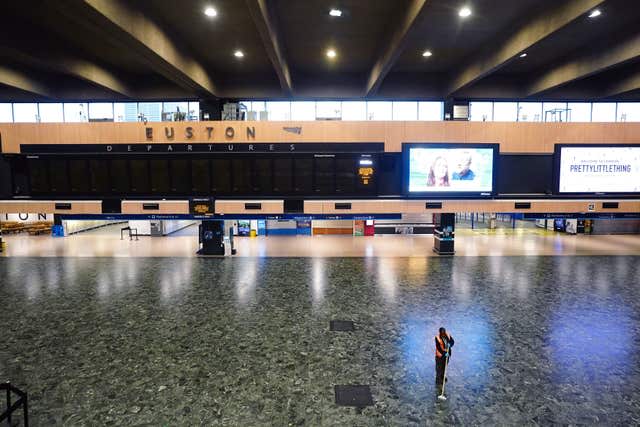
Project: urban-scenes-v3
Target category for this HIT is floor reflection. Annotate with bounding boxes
[1,255,640,425]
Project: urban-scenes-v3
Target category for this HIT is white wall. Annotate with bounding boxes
[128,221,151,236]
[63,220,119,235]
[162,220,196,235]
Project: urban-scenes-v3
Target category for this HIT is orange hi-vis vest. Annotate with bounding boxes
[435,335,450,358]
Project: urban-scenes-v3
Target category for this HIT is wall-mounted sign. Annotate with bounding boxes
[190,198,215,217]
[358,166,374,185]
[146,125,256,140]
[20,142,384,154]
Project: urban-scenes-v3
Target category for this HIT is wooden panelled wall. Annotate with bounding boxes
[1,121,640,153]
[1,199,639,215]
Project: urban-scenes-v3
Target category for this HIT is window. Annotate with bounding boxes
[162,102,189,121]
[13,103,39,122]
[591,103,616,122]
[517,102,542,122]
[418,102,443,121]
[63,103,88,122]
[0,103,13,122]
[290,101,316,121]
[341,102,366,120]
[616,103,640,122]
[114,103,138,122]
[316,101,341,120]
[542,102,568,122]
[469,102,493,121]
[188,101,200,121]
[38,103,64,122]
[137,102,162,122]
[392,102,417,120]
[266,102,291,120]
[493,102,517,122]
[88,103,114,121]
[366,102,392,120]
[567,103,591,122]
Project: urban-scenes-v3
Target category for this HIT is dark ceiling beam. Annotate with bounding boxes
[0,65,54,98]
[447,0,605,96]
[600,69,640,98]
[246,0,292,95]
[364,0,429,97]
[527,32,640,96]
[56,0,217,97]
[0,46,133,98]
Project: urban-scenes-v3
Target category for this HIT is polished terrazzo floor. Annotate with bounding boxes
[2,256,640,425]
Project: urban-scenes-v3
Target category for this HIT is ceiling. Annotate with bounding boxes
[0,0,638,101]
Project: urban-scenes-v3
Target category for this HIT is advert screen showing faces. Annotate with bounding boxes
[558,146,640,193]
[408,147,494,193]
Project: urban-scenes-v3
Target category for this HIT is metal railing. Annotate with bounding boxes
[1,382,28,426]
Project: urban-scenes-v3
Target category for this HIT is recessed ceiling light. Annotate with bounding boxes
[459,6,472,18]
[326,49,337,58]
[422,50,433,57]
[234,50,244,58]
[204,6,217,17]
[329,8,342,17]
[588,9,601,18]
[520,53,527,58]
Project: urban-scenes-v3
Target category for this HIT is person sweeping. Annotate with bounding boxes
[435,327,454,400]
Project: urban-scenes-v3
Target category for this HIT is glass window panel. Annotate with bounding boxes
[418,102,443,121]
[493,102,518,122]
[567,103,591,122]
[469,102,493,121]
[366,102,392,120]
[251,101,266,113]
[316,101,341,119]
[0,103,12,122]
[517,102,542,122]
[13,103,39,122]
[38,103,64,122]
[163,102,188,121]
[266,102,291,120]
[341,102,366,120]
[188,101,200,121]
[616,103,640,122]
[392,102,418,120]
[114,102,138,122]
[88,103,114,121]
[591,103,616,122]
[63,103,88,122]
[542,102,568,122]
[137,102,162,122]
[290,101,316,121]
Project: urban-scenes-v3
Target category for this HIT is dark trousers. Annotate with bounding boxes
[435,356,448,386]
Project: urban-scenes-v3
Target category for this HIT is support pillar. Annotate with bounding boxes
[433,213,455,255]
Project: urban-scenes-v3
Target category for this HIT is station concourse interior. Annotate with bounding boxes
[1,0,640,425]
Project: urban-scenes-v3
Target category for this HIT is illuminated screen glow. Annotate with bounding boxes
[558,146,640,193]
[408,147,494,193]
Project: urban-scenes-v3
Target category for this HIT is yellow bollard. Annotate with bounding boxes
[249,229,257,238]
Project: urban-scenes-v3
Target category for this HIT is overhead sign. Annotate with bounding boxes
[20,142,384,154]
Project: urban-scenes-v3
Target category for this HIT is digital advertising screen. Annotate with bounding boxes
[557,145,640,194]
[405,144,496,195]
